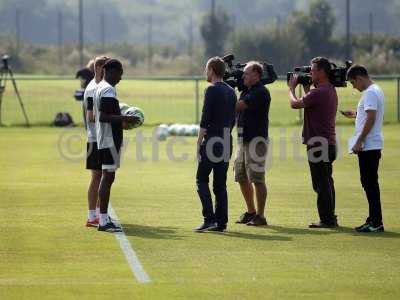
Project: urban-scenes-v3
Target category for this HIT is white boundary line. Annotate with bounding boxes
[109,205,151,284]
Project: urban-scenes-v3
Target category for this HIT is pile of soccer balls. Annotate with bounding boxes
[120,103,145,129]
[156,123,200,141]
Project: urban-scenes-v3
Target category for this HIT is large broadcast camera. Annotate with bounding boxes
[287,60,353,88]
[222,54,277,91]
[2,55,10,69]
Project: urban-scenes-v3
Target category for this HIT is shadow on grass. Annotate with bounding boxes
[336,226,400,238]
[121,223,185,240]
[220,231,292,241]
[266,225,400,239]
[268,225,341,236]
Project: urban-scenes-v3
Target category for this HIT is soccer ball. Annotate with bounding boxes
[177,124,186,136]
[190,125,199,136]
[123,106,145,129]
[156,124,169,141]
[168,124,178,135]
[119,102,130,115]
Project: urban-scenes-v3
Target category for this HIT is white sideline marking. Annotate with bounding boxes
[109,205,151,284]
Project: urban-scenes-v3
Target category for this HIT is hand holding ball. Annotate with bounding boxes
[120,105,145,130]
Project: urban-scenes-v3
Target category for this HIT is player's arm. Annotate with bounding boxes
[198,88,215,146]
[86,97,95,122]
[288,75,306,109]
[236,100,248,112]
[99,97,136,123]
[352,110,376,153]
[340,110,357,119]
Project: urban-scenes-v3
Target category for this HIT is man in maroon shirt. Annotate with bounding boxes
[288,57,338,228]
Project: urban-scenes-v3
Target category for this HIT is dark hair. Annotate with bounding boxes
[346,64,369,80]
[311,57,331,76]
[103,59,123,72]
[75,67,94,81]
[207,57,225,78]
[246,61,263,78]
[94,56,109,68]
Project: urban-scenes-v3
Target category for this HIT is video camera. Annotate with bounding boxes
[287,60,353,88]
[2,55,9,69]
[222,54,277,92]
[74,67,94,101]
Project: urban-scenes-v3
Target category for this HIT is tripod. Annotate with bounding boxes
[0,56,30,127]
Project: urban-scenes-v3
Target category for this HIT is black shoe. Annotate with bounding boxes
[355,222,371,231]
[355,224,384,233]
[98,222,122,232]
[209,225,226,232]
[247,215,268,226]
[309,221,338,228]
[193,222,216,232]
[236,212,256,224]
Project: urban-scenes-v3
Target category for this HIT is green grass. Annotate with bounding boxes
[1,78,399,126]
[1,124,400,299]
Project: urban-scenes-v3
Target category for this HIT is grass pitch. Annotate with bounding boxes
[1,124,399,299]
[1,78,399,126]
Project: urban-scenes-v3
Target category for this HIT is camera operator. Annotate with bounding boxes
[194,57,237,232]
[234,61,271,226]
[342,65,385,233]
[288,57,338,228]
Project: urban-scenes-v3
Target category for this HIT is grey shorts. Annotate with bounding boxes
[234,139,268,184]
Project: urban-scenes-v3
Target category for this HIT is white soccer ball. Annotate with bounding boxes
[168,124,178,135]
[177,124,186,136]
[124,106,145,129]
[119,102,130,115]
[156,124,169,141]
[190,125,200,136]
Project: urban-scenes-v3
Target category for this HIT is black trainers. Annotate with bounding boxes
[209,225,226,232]
[193,222,216,232]
[246,215,268,226]
[309,221,338,228]
[354,222,370,231]
[98,222,122,232]
[355,224,384,233]
[236,212,256,224]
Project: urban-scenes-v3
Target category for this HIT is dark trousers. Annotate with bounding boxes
[358,150,382,226]
[307,144,337,225]
[196,144,230,227]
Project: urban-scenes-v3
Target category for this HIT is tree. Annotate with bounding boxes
[293,0,336,60]
[200,5,232,58]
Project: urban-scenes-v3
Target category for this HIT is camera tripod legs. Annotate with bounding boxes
[0,67,30,127]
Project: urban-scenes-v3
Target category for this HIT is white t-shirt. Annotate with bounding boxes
[94,80,121,149]
[83,79,97,143]
[355,83,384,151]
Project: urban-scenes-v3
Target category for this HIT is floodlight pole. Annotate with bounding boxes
[15,8,21,56]
[78,0,84,67]
[101,12,105,52]
[147,15,153,74]
[346,0,351,59]
[58,10,63,69]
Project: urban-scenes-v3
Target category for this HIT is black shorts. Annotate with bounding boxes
[99,146,121,171]
[86,142,102,170]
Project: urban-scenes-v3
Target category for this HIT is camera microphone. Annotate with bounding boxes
[222,54,235,62]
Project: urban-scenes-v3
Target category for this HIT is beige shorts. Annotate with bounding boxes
[234,139,268,184]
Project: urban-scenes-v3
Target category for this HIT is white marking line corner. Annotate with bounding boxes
[109,205,151,284]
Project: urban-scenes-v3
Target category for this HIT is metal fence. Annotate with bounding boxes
[0,75,399,126]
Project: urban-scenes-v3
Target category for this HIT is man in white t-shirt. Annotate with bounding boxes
[342,64,385,232]
[93,59,137,232]
[83,56,109,228]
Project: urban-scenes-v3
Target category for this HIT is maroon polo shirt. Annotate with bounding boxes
[301,83,338,146]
